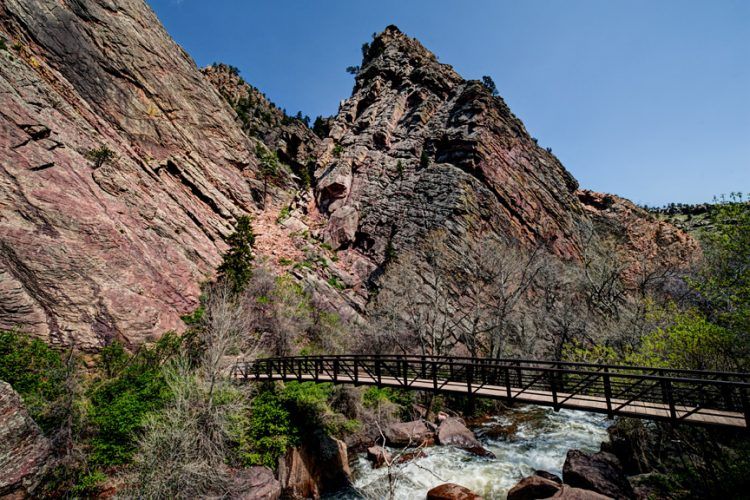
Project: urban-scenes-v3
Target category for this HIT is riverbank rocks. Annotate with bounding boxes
[0,381,52,497]
[552,485,613,499]
[231,466,281,500]
[278,431,350,498]
[426,482,482,500]
[384,419,435,447]
[563,450,634,500]
[507,474,562,500]
[437,417,495,458]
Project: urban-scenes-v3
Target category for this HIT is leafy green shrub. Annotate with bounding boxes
[0,329,68,432]
[87,336,180,466]
[481,75,499,96]
[71,470,107,497]
[420,150,430,168]
[333,143,344,157]
[242,390,296,468]
[85,145,117,169]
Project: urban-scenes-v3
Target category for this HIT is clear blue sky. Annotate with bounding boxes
[147,0,749,206]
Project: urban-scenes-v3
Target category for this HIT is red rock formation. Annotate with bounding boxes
[0,0,263,349]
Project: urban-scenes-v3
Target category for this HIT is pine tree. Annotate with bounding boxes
[217,215,255,294]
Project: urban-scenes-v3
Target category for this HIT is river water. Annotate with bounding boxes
[333,405,611,499]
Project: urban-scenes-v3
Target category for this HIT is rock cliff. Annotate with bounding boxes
[0,5,698,350]
[0,0,263,349]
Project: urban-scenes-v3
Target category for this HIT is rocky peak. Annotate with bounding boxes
[316,25,585,267]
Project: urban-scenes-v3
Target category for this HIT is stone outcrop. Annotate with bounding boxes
[0,0,265,349]
[383,419,435,447]
[0,381,52,497]
[202,63,321,182]
[563,450,634,500]
[231,466,281,500]
[278,431,350,498]
[426,483,483,500]
[507,474,562,500]
[436,417,495,458]
[552,485,613,499]
[366,445,392,468]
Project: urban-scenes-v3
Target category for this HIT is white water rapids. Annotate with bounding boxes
[331,405,611,499]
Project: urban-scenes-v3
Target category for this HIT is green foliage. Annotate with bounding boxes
[345,65,360,75]
[256,143,281,180]
[312,116,329,138]
[278,257,294,266]
[217,215,256,294]
[396,160,404,178]
[0,329,68,432]
[481,75,499,96]
[241,390,295,469]
[87,336,180,466]
[277,206,291,223]
[0,39,6,51]
[420,149,430,168]
[327,276,345,290]
[333,143,344,157]
[85,145,117,169]
[71,470,107,497]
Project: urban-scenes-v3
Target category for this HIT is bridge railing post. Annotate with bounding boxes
[603,366,613,418]
[267,359,273,379]
[432,359,438,391]
[549,367,559,411]
[354,357,359,385]
[333,356,339,383]
[662,378,677,420]
[741,385,750,429]
[375,355,382,385]
[402,357,408,386]
[466,363,473,395]
[504,363,512,399]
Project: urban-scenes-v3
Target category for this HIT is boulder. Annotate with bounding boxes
[0,381,52,497]
[563,450,634,500]
[278,430,350,498]
[231,466,281,500]
[325,205,359,249]
[552,485,613,499]
[437,417,495,458]
[366,445,392,468]
[426,482,482,500]
[507,474,561,500]
[535,470,563,484]
[384,420,435,447]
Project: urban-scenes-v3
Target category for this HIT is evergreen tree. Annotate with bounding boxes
[217,215,255,294]
[481,75,499,96]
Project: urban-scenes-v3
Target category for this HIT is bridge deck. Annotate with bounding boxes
[236,371,747,428]
[232,355,750,429]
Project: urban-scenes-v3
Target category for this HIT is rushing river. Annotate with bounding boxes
[332,405,611,499]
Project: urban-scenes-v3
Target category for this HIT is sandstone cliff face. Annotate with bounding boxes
[0,0,262,349]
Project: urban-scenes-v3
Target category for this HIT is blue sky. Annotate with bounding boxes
[148,0,749,206]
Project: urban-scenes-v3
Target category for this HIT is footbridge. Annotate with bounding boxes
[231,355,750,429]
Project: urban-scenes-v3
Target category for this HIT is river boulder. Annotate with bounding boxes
[278,430,350,498]
[426,482,482,500]
[563,450,634,500]
[0,381,52,497]
[384,419,435,447]
[507,474,561,500]
[552,485,613,499]
[231,466,281,499]
[437,417,495,458]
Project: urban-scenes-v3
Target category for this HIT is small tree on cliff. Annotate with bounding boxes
[217,215,255,294]
[481,75,498,96]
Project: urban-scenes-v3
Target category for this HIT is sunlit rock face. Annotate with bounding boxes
[0,0,264,349]
[314,25,698,293]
